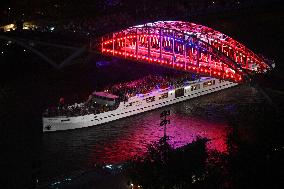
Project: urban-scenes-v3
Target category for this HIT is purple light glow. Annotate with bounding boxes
[89,112,229,164]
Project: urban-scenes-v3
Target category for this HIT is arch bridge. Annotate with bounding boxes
[100,21,273,83]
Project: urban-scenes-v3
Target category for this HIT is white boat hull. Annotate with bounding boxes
[43,78,238,132]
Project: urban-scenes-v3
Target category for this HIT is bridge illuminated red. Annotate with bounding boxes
[100,21,272,83]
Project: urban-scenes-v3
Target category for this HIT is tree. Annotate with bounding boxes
[127,136,209,189]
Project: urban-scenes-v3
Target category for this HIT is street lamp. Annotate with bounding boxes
[160,109,170,139]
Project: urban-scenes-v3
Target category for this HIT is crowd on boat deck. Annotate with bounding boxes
[106,74,195,99]
[44,74,197,117]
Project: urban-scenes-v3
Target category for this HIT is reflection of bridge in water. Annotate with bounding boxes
[100,21,274,83]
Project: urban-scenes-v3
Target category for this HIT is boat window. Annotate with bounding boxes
[203,80,215,88]
[175,88,184,98]
[159,93,168,100]
[191,84,200,91]
[146,96,155,103]
[126,102,133,107]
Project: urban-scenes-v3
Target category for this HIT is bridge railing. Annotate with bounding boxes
[99,22,273,83]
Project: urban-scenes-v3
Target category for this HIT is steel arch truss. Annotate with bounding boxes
[101,21,272,83]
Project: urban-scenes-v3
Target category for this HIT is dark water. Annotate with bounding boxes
[1,50,259,184]
[0,48,261,182]
[41,102,228,179]
[40,83,261,181]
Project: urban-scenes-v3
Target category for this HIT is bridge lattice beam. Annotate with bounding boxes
[99,21,272,83]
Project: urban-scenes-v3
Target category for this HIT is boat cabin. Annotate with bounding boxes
[92,91,119,106]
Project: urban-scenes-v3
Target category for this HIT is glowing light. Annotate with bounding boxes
[184,86,191,90]
[100,21,271,83]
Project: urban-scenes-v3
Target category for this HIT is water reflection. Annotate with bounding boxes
[42,99,230,180]
[41,85,261,181]
[95,109,229,165]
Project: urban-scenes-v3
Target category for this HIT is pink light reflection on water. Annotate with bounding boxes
[90,111,229,164]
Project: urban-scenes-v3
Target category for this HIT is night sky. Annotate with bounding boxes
[1,0,282,22]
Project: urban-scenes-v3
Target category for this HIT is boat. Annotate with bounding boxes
[42,76,238,132]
